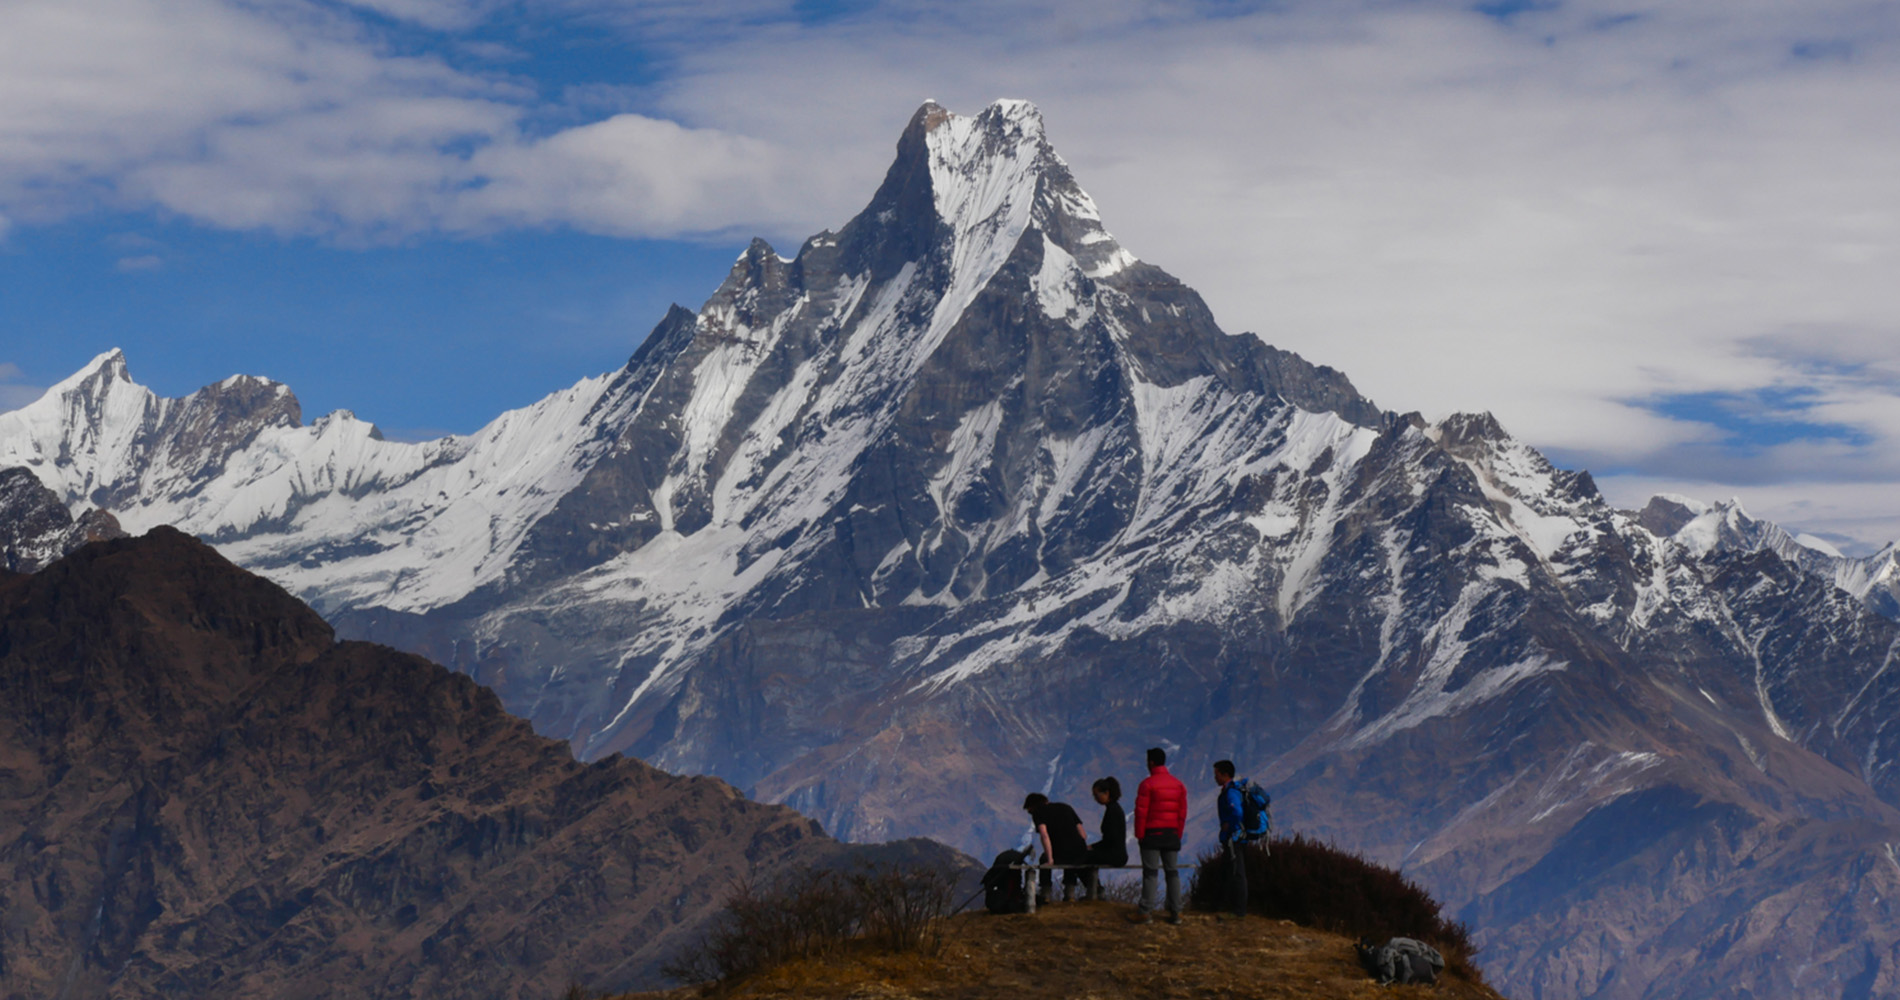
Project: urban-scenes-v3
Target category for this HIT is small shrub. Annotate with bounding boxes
[1094,869,1144,905]
[661,867,859,984]
[664,859,961,985]
[846,863,960,954]
[1186,834,1483,983]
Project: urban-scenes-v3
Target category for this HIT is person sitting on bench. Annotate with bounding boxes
[1082,776,1128,900]
[1023,792,1089,902]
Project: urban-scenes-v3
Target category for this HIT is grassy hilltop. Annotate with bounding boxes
[608,836,1505,1000]
[613,902,1503,1000]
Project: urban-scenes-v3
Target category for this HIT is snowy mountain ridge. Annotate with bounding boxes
[0,347,630,612]
[1636,491,1900,619]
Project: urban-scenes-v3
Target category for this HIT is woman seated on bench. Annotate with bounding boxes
[1082,776,1128,900]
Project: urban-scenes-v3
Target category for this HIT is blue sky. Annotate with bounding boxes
[0,215,735,439]
[3,0,1898,549]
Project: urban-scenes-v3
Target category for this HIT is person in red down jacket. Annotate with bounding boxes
[1131,746,1188,924]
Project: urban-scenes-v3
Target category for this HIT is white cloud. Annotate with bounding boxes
[451,113,800,238]
[0,0,789,239]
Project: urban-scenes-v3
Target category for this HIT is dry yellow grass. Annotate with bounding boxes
[613,900,1506,1000]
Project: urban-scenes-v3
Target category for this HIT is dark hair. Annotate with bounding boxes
[1023,792,1049,810]
[1213,759,1236,778]
[1092,776,1122,802]
[1147,747,1167,767]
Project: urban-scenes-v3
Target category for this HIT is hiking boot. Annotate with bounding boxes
[1127,911,1153,925]
[1165,912,1182,925]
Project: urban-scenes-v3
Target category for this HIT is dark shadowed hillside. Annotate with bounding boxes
[0,528,964,999]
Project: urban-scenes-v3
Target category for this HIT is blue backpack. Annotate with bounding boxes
[1234,779,1272,840]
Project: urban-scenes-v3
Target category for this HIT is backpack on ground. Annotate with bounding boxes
[1355,936,1445,985]
[1234,778,1272,840]
[982,848,1030,914]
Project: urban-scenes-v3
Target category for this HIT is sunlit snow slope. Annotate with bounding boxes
[0,349,635,612]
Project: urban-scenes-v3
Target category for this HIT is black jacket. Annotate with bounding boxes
[1089,801,1128,866]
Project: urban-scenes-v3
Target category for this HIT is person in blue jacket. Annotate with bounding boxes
[1213,759,1250,920]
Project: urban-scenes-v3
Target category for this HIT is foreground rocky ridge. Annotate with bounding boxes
[4,101,1900,998]
[0,529,963,998]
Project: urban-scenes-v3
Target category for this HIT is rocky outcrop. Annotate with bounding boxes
[0,529,964,999]
[0,465,122,572]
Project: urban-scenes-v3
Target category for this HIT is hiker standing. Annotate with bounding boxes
[1083,776,1127,900]
[1131,747,1186,924]
[1213,759,1250,920]
[1023,793,1090,902]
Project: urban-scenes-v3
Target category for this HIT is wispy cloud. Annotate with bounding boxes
[0,362,46,412]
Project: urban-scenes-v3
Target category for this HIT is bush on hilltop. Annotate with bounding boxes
[662,861,961,986]
[1187,833,1483,982]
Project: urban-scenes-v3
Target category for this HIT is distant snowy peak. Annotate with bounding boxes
[0,348,302,513]
[1639,492,1900,619]
[0,347,638,614]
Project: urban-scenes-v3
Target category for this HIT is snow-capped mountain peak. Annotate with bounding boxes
[919,99,1136,282]
[52,346,131,393]
[1638,491,1900,617]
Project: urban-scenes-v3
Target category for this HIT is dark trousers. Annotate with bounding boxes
[1224,840,1249,917]
[1081,845,1126,900]
[1039,856,1087,900]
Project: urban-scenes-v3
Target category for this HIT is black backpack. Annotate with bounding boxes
[982,848,1030,914]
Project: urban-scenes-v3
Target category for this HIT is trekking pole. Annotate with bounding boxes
[951,882,990,914]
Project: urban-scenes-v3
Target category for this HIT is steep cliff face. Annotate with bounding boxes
[0,529,962,999]
[5,101,1900,999]
[0,466,122,572]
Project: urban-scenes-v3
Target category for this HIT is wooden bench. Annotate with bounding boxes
[1008,863,1201,914]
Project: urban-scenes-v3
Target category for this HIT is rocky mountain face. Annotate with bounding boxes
[0,528,962,999]
[0,467,122,573]
[4,100,1900,999]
